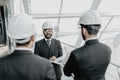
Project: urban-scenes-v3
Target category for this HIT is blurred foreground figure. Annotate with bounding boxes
[0,14,56,80]
[64,10,111,80]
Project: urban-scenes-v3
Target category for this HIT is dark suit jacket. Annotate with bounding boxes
[0,50,56,80]
[35,38,63,79]
[64,39,111,80]
[35,38,63,59]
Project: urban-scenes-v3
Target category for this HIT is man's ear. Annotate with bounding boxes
[83,27,87,35]
[31,35,35,42]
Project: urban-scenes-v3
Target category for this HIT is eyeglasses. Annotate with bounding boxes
[78,26,81,29]
[44,29,53,33]
[77,25,82,32]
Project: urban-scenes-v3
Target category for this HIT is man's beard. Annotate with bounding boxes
[44,34,52,39]
[81,29,86,40]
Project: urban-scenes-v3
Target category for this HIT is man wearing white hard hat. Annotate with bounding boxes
[0,14,56,80]
[35,21,63,80]
[64,10,111,80]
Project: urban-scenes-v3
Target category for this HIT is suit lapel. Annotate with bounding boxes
[50,38,54,49]
[42,39,52,57]
[43,39,49,48]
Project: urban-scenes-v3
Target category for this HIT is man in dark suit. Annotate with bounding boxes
[35,21,63,80]
[63,10,112,80]
[0,14,56,80]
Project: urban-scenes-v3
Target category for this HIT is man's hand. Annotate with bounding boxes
[50,56,56,61]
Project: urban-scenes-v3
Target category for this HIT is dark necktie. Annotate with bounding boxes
[46,40,50,47]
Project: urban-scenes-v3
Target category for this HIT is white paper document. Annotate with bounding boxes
[51,56,64,67]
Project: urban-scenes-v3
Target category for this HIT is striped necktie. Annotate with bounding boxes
[46,39,50,47]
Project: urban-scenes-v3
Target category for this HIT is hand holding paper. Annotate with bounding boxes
[51,56,64,67]
[50,56,56,61]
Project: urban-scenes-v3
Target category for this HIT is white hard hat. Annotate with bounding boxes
[78,10,102,25]
[7,14,36,42]
[42,21,53,29]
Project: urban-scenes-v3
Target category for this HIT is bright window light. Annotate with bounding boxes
[62,0,93,13]
[97,0,120,13]
[59,18,79,32]
[30,0,61,14]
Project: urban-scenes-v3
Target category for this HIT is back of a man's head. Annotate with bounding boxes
[7,14,36,46]
[78,10,102,35]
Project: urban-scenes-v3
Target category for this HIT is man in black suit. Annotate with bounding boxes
[35,21,63,80]
[0,14,56,80]
[63,10,111,80]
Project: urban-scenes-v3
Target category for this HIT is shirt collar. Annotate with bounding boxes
[45,38,52,42]
[15,47,32,52]
[85,37,97,42]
